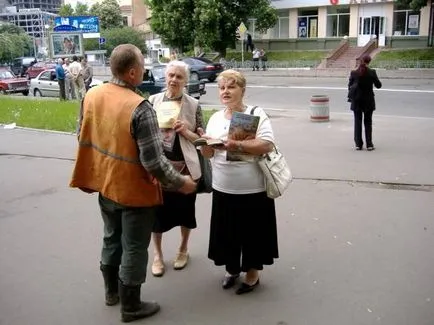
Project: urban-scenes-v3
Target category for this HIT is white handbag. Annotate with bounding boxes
[258,146,292,199]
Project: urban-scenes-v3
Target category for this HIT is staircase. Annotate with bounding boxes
[326,47,363,69]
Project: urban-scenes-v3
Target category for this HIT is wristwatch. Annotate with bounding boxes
[237,141,243,152]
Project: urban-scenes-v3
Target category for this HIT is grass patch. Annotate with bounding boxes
[0,97,216,132]
[225,50,327,61]
[0,97,80,132]
[373,48,434,61]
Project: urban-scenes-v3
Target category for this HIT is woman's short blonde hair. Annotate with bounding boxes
[217,69,246,89]
[166,60,189,82]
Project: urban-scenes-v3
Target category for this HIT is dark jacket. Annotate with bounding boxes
[348,67,382,112]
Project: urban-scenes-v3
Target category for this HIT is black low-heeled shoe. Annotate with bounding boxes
[222,274,239,289]
[235,279,260,295]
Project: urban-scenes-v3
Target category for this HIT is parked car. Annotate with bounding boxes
[137,64,206,99]
[178,57,224,82]
[10,57,37,77]
[0,67,29,96]
[30,69,103,98]
[25,62,56,79]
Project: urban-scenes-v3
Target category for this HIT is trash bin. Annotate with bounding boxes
[309,95,330,122]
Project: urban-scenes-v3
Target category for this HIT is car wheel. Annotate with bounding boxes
[208,76,216,82]
[22,90,29,96]
[34,89,42,97]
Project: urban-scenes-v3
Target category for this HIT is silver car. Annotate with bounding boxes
[30,69,103,97]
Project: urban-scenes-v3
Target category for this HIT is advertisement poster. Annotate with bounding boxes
[310,18,318,38]
[408,15,419,29]
[49,32,84,58]
[298,17,307,38]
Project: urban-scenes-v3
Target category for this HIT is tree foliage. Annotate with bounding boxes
[58,3,74,16]
[75,2,90,16]
[395,0,429,10]
[97,0,123,30]
[0,24,33,63]
[98,27,147,57]
[145,0,278,56]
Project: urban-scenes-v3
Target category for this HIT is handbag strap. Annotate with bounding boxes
[249,106,258,115]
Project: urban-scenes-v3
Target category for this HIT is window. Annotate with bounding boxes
[122,16,128,26]
[326,6,350,37]
[393,9,420,36]
[298,8,318,38]
[39,71,51,80]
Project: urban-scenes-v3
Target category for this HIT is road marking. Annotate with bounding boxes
[206,84,434,94]
[202,105,434,120]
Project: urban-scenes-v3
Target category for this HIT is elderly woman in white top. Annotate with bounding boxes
[200,69,279,295]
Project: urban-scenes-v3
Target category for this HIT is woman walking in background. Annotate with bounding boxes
[348,54,382,151]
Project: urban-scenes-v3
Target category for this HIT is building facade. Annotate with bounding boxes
[248,0,433,50]
[8,0,61,13]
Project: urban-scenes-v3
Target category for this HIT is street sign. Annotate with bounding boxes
[99,37,106,45]
[238,22,247,35]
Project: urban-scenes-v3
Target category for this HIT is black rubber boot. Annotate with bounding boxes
[100,263,120,306]
[119,281,160,323]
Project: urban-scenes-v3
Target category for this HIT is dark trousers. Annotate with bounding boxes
[353,110,373,147]
[85,78,92,91]
[58,79,66,100]
[99,194,156,286]
[246,43,254,52]
[252,58,259,71]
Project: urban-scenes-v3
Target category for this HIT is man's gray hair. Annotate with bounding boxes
[166,60,190,81]
[57,58,64,64]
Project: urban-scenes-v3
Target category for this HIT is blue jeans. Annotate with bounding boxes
[99,194,156,286]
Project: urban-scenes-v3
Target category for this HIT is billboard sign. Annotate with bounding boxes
[53,16,100,33]
[49,32,84,58]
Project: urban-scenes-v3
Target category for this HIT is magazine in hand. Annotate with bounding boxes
[193,138,225,148]
[227,111,260,161]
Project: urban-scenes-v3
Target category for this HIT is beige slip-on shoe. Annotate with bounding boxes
[151,258,165,277]
[173,252,189,270]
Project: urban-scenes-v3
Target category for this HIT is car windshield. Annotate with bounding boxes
[152,66,166,80]
[0,70,15,79]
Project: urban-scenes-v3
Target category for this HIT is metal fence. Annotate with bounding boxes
[221,59,321,70]
[371,60,434,69]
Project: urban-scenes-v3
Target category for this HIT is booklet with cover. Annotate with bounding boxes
[226,111,260,161]
[193,138,225,148]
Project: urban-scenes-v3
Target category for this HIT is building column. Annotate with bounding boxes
[318,7,327,38]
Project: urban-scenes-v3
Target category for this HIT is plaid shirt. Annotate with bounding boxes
[78,78,184,190]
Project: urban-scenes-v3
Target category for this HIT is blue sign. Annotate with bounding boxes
[99,37,106,45]
[53,16,100,33]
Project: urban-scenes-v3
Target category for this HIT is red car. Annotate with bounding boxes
[0,67,30,96]
[25,62,56,79]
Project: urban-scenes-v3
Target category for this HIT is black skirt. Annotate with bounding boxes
[153,190,197,233]
[208,189,279,273]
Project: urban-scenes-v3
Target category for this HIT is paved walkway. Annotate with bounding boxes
[1,110,434,325]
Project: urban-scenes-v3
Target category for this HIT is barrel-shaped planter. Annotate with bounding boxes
[309,95,330,122]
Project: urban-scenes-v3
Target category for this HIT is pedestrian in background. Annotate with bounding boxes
[348,54,382,151]
[55,58,66,100]
[70,44,197,322]
[246,32,254,52]
[252,48,260,71]
[259,49,267,71]
[69,55,86,100]
[63,58,75,100]
[81,57,93,91]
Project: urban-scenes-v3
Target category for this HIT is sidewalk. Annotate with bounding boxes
[1,111,434,325]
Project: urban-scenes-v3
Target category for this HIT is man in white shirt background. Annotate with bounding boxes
[69,55,86,100]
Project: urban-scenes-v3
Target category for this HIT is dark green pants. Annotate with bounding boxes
[99,194,156,286]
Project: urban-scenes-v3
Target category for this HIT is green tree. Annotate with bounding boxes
[146,0,277,57]
[75,2,90,16]
[145,0,195,53]
[101,27,147,57]
[89,2,102,17]
[0,24,33,62]
[394,0,429,10]
[58,4,74,16]
[98,0,123,30]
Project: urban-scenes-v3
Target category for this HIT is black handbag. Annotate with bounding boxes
[196,150,212,194]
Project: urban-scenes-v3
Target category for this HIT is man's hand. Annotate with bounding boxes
[179,175,197,194]
[173,119,191,135]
